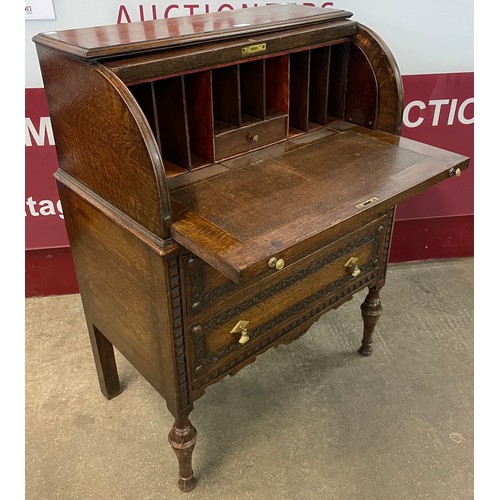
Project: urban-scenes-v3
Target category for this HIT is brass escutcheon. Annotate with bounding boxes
[355,197,379,209]
[242,43,267,55]
[268,257,285,270]
[344,256,361,277]
[230,320,250,345]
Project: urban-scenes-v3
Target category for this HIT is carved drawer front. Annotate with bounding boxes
[184,215,388,387]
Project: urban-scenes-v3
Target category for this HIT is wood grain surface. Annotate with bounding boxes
[34,6,469,492]
[170,126,468,283]
[33,5,353,58]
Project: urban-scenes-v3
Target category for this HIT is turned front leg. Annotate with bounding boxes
[359,287,382,356]
[168,417,197,492]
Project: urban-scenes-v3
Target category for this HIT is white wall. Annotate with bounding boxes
[334,0,473,75]
[25,0,473,88]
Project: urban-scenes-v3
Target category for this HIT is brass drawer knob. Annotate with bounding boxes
[251,134,259,143]
[268,257,285,270]
[344,256,361,277]
[231,320,250,345]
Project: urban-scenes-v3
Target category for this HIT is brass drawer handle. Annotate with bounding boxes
[268,256,285,270]
[231,320,250,345]
[344,257,361,277]
[251,134,259,143]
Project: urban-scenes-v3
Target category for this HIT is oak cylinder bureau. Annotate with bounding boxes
[33,5,469,492]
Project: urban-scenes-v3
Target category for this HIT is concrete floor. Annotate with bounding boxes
[26,258,473,500]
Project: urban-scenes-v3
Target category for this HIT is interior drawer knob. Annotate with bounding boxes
[268,257,285,270]
[344,256,361,277]
[251,134,259,143]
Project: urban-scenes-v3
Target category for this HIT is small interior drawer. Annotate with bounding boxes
[215,114,287,161]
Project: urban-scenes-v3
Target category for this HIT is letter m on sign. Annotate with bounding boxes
[25,117,55,146]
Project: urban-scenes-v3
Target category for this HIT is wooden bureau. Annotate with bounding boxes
[33,5,469,492]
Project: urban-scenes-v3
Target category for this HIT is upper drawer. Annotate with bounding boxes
[181,211,387,322]
[170,125,468,285]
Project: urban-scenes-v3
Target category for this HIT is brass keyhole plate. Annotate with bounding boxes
[230,320,250,334]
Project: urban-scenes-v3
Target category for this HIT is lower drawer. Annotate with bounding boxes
[186,215,388,387]
[191,270,378,394]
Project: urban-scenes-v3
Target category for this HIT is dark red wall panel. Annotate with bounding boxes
[390,215,473,263]
[25,252,38,297]
[398,73,474,220]
[26,248,79,297]
[25,88,69,250]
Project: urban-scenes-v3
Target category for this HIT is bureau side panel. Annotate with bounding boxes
[36,45,170,238]
[58,183,171,399]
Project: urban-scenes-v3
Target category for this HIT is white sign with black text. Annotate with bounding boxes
[25,0,55,21]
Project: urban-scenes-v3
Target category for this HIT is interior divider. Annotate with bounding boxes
[265,55,290,118]
[328,42,350,121]
[212,65,242,131]
[309,46,331,126]
[153,76,191,169]
[240,60,265,121]
[184,70,215,168]
[289,50,311,131]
